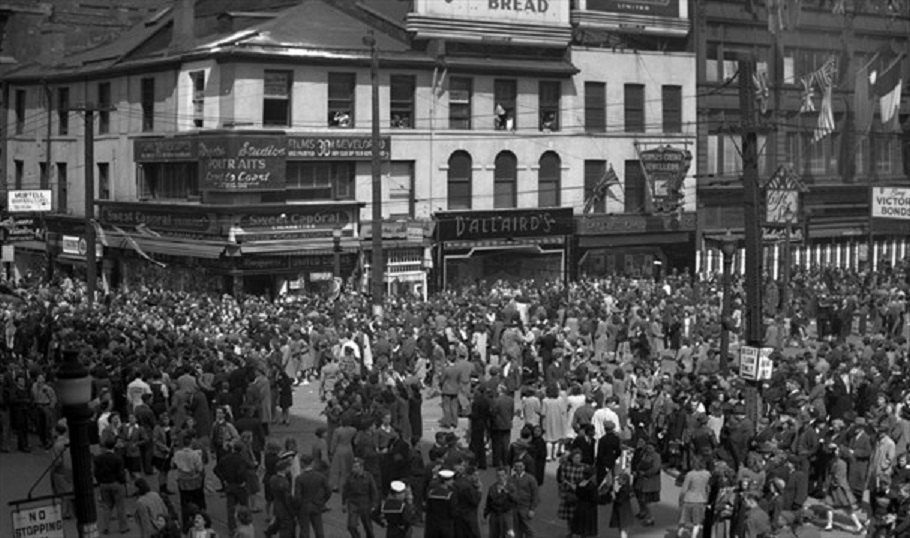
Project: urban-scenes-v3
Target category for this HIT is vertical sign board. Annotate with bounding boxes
[739,346,759,380]
[740,345,774,380]
[11,504,65,538]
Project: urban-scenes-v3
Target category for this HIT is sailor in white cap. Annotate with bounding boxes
[381,481,416,538]
[425,469,457,538]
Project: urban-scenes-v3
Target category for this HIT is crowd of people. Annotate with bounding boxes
[1,261,910,538]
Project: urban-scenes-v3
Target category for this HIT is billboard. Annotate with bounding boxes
[7,190,52,213]
[871,187,910,220]
[415,0,569,26]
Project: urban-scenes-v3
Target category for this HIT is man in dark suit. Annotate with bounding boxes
[468,386,491,469]
[490,385,515,467]
[595,420,622,484]
[295,453,331,538]
[439,357,464,428]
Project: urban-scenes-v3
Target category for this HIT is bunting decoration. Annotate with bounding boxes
[583,165,623,214]
[112,225,166,268]
[854,62,874,141]
[813,56,838,141]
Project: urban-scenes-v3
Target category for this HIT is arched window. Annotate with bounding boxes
[447,151,472,210]
[538,151,561,207]
[494,151,517,209]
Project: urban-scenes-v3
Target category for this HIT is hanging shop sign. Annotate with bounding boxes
[0,216,43,243]
[287,135,390,160]
[637,145,692,214]
[134,137,197,161]
[7,190,52,213]
[871,186,910,220]
[764,164,806,226]
[61,235,103,258]
[587,0,679,17]
[199,136,287,191]
[435,208,573,242]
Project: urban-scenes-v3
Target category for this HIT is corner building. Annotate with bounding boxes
[3,0,697,294]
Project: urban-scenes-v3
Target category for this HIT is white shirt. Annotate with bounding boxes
[592,407,621,441]
[126,378,152,409]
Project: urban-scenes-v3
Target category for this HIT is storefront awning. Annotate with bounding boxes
[239,238,361,255]
[105,230,228,259]
[11,240,46,252]
[579,232,690,248]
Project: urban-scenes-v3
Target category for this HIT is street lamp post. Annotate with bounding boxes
[332,228,342,280]
[56,350,97,538]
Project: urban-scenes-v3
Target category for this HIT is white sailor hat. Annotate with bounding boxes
[390,481,407,493]
[438,469,455,479]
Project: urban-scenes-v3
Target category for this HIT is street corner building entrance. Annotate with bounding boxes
[433,207,573,288]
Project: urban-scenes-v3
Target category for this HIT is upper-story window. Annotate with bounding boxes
[141,77,155,132]
[390,75,415,129]
[14,89,25,135]
[662,85,682,133]
[494,79,517,131]
[449,77,472,130]
[494,151,518,208]
[57,87,70,135]
[584,82,606,132]
[191,71,205,128]
[539,81,560,132]
[624,84,645,133]
[263,70,291,127]
[328,73,356,128]
[98,82,111,134]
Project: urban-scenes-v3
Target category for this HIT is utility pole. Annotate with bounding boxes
[83,108,96,307]
[365,31,384,317]
[738,58,764,431]
[70,103,114,307]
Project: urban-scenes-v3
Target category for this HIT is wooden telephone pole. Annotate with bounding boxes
[738,58,765,431]
[69,104,114,306]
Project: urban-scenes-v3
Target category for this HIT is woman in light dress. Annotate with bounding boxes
[328,416,357,491]
[541,384,569,461]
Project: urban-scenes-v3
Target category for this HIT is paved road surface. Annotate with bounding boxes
[1,379,858,538]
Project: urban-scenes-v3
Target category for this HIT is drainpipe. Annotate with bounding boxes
[43,80,53,281]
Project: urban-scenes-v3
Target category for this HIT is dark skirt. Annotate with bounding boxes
[610,498,635,529]
[153,456,171,473]
[636,490,661,504]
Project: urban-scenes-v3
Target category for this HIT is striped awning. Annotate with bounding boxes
[443,237,564,250]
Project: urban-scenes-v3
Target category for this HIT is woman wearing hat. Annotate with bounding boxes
[822,445,864,533]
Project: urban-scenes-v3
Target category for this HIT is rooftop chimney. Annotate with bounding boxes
[170,0,195,52]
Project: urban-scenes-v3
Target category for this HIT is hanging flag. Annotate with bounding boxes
[753,69,770,113]
[874,55,903,132]
[799,74,816,113]
[583,165,622,214]
[813,56,837,142]
[112,225,166,268]
[814,84,835,142]
[854,63,874,139]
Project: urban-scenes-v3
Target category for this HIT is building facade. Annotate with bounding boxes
[695,0,910,276]
[3,0,697,294]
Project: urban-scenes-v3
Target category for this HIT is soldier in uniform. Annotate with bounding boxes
[381,480,416,538]
[425,469,456,538]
